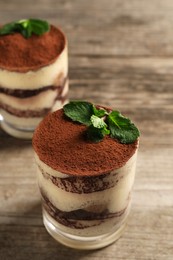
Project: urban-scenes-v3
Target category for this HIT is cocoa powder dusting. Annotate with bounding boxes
[0,25,65,71]
[32,109,138,176]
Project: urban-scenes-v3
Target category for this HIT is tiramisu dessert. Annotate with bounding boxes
[0,19,68,139]
[32,101,140,249]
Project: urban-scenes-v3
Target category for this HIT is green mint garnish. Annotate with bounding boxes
[91,115,107,129]
[63,101,140,143]
[89,115,110,142]
[87,126,107,143]
[63,101,93,126]
[107,111,140,144]
[92,105,108,118]
[0,19,50,38]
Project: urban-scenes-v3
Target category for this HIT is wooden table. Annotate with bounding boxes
[0,0,173,259]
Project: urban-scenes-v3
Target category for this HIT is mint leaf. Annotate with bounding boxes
[0,22,22,35]
[63,101,93,126]
[90,115,107,129]
[108,111,140,144]
[92,105,108,117]
[86,126,105,143]
[18,20,32,38]
[0,19,50,38]
[26,19,50,36]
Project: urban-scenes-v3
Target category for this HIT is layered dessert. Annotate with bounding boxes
[0,19,68,139]
[33,101,139,249]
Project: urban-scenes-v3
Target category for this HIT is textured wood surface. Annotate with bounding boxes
[0,0,173,259]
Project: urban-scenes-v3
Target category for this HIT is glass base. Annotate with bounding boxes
[1,120,34,139]
[43,209,127,250]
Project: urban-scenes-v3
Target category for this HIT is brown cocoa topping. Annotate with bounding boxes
[33,109,138,176]
[0,25,65,71]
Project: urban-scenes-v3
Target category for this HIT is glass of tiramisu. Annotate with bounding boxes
[0,19,68,139]
[32,101,140,249]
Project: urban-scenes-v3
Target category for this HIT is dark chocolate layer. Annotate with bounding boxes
[39,164,124,194]
[0,77,68,117]
[0,93,68,117]
[41,191,127,229]
[1,105,50,117]
[0,77,67,98]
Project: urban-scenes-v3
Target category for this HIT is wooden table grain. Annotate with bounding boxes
[0,0,173,259]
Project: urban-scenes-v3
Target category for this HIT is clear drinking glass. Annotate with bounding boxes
[33,108,139,250]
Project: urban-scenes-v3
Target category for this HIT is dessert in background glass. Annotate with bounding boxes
[0,19,68,139]
[32,101,140,249]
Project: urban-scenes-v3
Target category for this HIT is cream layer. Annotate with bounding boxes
[1,110,43,128]
[0,45,68,89]
[0,79,69,111]
[36,151,137,213]
[0,89,58,110]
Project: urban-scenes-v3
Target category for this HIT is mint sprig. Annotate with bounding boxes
[63,101,140,143]
[0,19,50,38]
